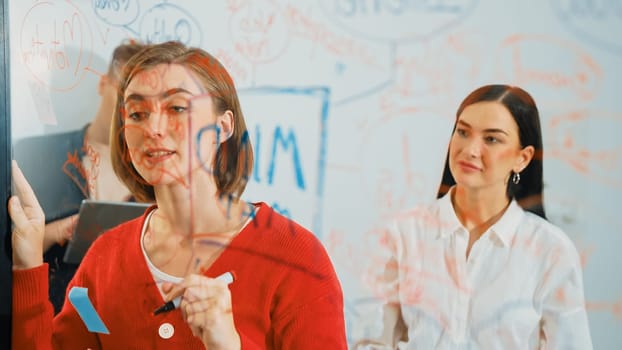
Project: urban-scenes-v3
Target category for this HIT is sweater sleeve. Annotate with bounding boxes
[12,263,101,350]
[12,264,55,350]
[270,233,348,349]
[239,332,263,349]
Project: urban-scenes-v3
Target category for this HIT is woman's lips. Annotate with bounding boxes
[457,160,481,172]
[144,149,176,162]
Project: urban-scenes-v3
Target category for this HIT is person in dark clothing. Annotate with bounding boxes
[13,40,147,313]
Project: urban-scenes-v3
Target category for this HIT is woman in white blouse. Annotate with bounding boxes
[355,85,592,349]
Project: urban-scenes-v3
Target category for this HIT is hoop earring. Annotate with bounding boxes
[512,172,520,185]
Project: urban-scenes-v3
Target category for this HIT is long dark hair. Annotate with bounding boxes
[436,84,546,219]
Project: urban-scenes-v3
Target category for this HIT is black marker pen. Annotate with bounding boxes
[153,271,236,315]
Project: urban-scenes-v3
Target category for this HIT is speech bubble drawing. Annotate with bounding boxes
[139,3,203,47]
[93,0,140,27]
[319,0,479,43]
[20,0,93,91]
[495,34,603,102]
[228,0,290,64]
[551,0,622,55]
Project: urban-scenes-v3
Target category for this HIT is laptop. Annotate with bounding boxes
[63,200,151,264]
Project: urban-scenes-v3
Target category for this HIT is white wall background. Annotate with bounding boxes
[9,0,622,347]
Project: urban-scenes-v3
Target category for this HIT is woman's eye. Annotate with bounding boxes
[455,128,467,137]
[484,136,499,144]
[128,111,148,121]
[169,105,188,114]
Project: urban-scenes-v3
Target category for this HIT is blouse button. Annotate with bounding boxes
[158,322,174,339]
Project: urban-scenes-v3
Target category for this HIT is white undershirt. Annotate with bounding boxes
[139,204,259,298]
[140,209,183,299]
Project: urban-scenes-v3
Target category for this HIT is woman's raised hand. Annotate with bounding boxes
[9,160,45,270]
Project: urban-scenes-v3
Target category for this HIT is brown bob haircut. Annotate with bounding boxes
[110,41,254,202]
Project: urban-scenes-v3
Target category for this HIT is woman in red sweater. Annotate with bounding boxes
[10,41,347,349]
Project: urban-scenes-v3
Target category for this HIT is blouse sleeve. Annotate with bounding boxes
[538,240,593,349]
[353,223,406,349]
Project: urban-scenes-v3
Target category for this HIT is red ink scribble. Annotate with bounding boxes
[20,1,93,91]
[586,298,622,320]
[515,236,545,259]
[360,115,444,217]
[363,225,475,304]
[123,141,190,189]
[443,253,465,290]
[380,33,482,113]
[324,228,369,280]
[95,24,111,45]
[555,286,566,303]
[547,110,622,188]
[84,142,101,197]
[63,12,84,77]
[325,229,343,255]
[577,245,595,269]
[214,48,249,83]
[228,0,290,64]
[284,4,379,68]
[61,139,101,199]
[497,34,603,101]
[84,66,105,78]
[227,0,252,13]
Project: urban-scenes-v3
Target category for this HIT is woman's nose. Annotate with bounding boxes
[465,138,481,158]
[146,109,168,138]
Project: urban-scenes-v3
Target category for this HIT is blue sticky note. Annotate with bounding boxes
[68,287,110,334]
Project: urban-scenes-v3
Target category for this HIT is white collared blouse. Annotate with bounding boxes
[357,190,592,349]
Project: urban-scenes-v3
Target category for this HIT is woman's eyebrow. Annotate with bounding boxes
[124,88,194,105]
[483,128,509,135]
[457,120,471,128]
[161,87,194,98]
[457,120,508,135]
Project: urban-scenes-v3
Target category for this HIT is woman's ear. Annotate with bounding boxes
[514,145,535,173]
[216,110,235,144]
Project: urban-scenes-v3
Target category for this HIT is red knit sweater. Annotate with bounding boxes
[12,202,347,349]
